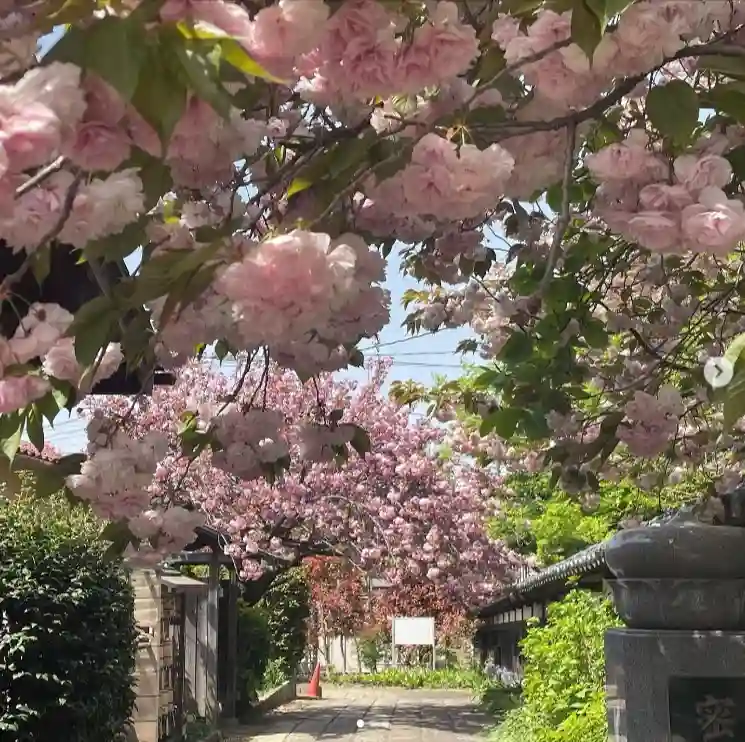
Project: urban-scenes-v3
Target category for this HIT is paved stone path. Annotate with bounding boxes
[225,686,490,741]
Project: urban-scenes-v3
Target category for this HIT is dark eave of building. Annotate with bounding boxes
[475,541,611,618]
[182,524,228,553]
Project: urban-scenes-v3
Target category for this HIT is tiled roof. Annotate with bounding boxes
[475,541,610,618]
[474,509,684,619]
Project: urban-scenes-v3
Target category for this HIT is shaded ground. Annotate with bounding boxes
[225,686,490,741]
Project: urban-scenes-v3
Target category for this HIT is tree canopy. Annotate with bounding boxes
[91,359,516,602]
[1,1,744,564]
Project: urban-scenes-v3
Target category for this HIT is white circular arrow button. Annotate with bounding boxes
[704,356,734,389]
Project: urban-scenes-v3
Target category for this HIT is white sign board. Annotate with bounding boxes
[392,617,435,646]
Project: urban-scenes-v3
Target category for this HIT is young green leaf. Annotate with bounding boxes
[571,0,604,58]
[26,405,45,452]
[646,80,700,144]
[723,364,745,429]
[172,40,234,119]
[70,297,117,367]
[50,17,148,101]
[480,407,522,438]
[0,412,24,463]
[131,40,188,144]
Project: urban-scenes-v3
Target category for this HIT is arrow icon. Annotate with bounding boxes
[704,356,734,389]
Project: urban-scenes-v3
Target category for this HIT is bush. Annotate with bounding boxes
[490,590,621,742]
[357,626,387,672]
[235,603,272,712]
[255,568,310,677]
[235,566,311,713]
[327,666,492,691]
[0,491,136,742]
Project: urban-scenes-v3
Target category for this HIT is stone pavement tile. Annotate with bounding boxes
[225,687,491,742]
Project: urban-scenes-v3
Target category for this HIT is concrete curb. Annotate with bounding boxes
[256,679,298,713]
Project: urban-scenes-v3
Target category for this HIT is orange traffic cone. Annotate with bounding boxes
[307,662,322,699]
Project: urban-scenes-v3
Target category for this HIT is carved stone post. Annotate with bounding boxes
[604,521,745,741]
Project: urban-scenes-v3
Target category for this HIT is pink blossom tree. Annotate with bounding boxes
[1,1,745,562]
[89,359,517,603]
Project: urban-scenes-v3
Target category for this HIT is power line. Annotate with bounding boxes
[360,329,457,351]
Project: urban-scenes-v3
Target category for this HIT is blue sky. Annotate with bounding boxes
[34,27,477,452]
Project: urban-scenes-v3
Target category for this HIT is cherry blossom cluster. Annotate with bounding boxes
[6,0,745,569]
[361,133,515,227]
[493,4,740,110]
[0,302,123,413]
[150,229,390,377]
[88,360,520,601]
[590,130,745,256]
[617,386,685,458]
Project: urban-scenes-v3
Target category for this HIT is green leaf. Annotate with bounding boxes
[723,362,745,428]
[35,392,62,427]
[349,425,371,458]
[706,82,745,124]
[480,407,522,438]
[219,39,288,84]
[83,219,146,261]
[50,379,73,413]
[172,39,233,119]
[571,0,604,59]
[176,21,288,84]
[287,135,377,200]
[581,319,608,349]
[31,248,51,284]
[474,46,505,84]
[699,55,745,81]
[603,0,634,16]
[131,39,188,144]
[498,332,534,363]
[0,412,24,463]
[725,332,745,366]
[69,297,117,367]
[158,264,218,328]
[214,340,232,362]
[100,520,134,561]
[646,80,700,144]
[50,18,148,101]
[137,157,175,211]
[26,406,45,453]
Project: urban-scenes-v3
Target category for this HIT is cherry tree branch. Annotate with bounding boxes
[540,122,576,295]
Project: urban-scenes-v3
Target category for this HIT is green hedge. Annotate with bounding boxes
[255,568,310,677]
[0,492,136,742]
[490,590,621,742]
[236,603,272,712]
[235,567,311,715]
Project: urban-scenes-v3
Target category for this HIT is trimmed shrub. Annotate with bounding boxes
[327,666,491,690]
[0,491,136,742]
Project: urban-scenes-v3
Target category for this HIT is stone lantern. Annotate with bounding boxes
[603,492,745,742]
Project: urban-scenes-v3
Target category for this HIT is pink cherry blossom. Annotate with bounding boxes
[626,212,683,253]
[0,375,50,413]
[66,121,131,172]
[674,153,733,193]
[586,130,666,184]
[681,187,745,256]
